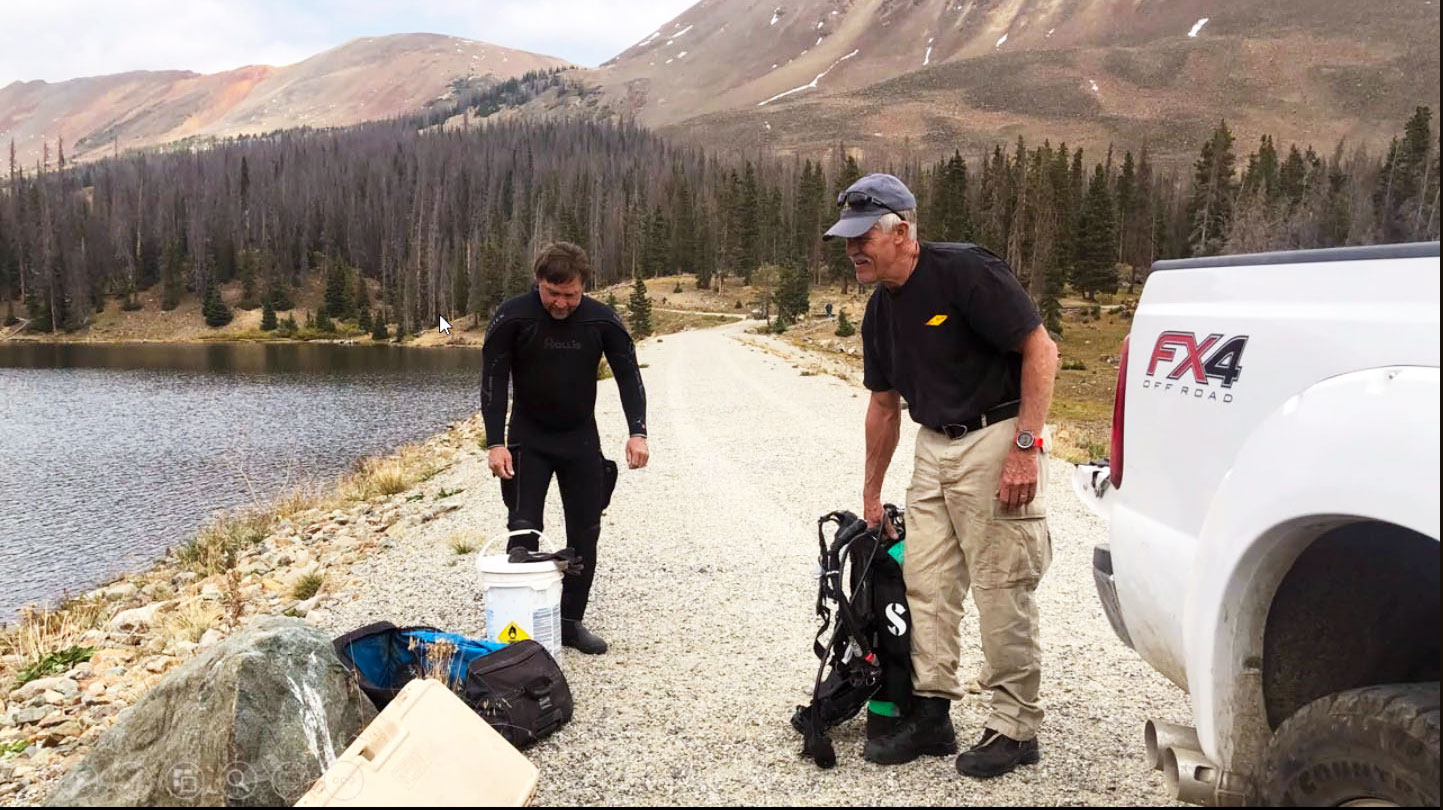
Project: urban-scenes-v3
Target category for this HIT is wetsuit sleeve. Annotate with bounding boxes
[481,309,519,447]
[600,316,648,437]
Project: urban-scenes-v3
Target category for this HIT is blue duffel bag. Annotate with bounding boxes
[332,621,507,709]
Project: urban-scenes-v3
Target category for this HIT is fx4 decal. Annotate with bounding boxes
[1145,331,1248,389]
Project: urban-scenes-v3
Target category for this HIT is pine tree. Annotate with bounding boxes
[371,310,388,341]
[1116,151,1136,264]
[323,256,351,319]
[260,298,277,331]
[834,309,856,337]
[358,307,373,333]
[269,268,295,311]
[1073,164,1118,299]
[315,308,334,332]
[1188,120,1238,256]
[793,159,828,273]
[1121,146,1155,281]
[1279,145,1309,208]
[627,272,652,337]
[202,282,233,327]
[161,241,184,310]
[670,171,698,276]
[933,150,971,241]
[827,154,863,291]
[25,290,52,332]
[355,274,371,315]
[643,205,669,277]
[1042,294,1064,337]
[1375,106,1436,242]
[735,162,761,282]
[237,249,259,309]
[1242,135,1280,201]
[775,261,810,324]
[480,239,506,315]
[694,206,715,291]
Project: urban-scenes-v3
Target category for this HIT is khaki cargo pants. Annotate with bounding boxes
[905,416,1051,741]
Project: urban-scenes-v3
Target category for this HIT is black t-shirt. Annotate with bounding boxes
[481,289,647,448]
[862,242,1041,430]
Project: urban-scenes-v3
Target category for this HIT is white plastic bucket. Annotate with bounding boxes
[475,530,564,661]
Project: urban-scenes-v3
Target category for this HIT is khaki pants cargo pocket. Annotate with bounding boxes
[973,515,1051,590]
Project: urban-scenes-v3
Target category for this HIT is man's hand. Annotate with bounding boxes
[996,447,1039,512]
[488,446,515,479]
[625,436,650,469]
[862,493,898,539]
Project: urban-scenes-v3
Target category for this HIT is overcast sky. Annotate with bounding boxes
[0,0,699,85]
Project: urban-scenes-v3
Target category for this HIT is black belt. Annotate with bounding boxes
[936,401,1020,440]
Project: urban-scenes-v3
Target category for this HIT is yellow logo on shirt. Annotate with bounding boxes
[925,314,948,326]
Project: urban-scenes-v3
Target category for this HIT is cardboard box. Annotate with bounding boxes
[296,678,540,806]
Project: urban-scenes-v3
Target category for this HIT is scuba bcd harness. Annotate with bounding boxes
[791,504,913,768]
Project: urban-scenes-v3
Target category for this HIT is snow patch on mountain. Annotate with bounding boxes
[757,48,860,106]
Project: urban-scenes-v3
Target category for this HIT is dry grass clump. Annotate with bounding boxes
[162,599,224,644]
[176,509,273,575]
[342,441,444,502]
[448,531,480,555]
[408,636,461,691]
[0,598,107,685]
[268,480,330,522]
[291,573,325,601]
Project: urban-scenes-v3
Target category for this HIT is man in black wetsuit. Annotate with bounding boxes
[481,242,649,655]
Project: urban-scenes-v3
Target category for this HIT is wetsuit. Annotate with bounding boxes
[481,288,647,622]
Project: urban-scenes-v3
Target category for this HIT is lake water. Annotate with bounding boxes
[0,342,486,619]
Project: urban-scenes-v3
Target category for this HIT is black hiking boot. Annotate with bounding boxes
[956,728,1041,778]
[862,696,957,765]
[561,621,608,655]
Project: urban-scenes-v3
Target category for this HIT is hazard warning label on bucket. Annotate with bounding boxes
[499,622,531,643]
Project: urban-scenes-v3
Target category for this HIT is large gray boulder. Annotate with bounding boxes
[46,617,376,806]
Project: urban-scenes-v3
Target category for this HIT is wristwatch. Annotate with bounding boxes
[1015,430,1040,451]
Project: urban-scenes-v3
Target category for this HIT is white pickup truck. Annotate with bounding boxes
[1073,242,1440,806]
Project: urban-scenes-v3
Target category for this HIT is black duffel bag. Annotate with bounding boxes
[462,638,574,749]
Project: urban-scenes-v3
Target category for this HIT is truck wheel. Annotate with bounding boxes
[1260,682,1439,806]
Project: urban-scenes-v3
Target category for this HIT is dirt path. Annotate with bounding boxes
[316,318,1189,805]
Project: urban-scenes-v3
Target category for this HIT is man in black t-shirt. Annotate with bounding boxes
[825,174,1060,778]
[481,242,650,655]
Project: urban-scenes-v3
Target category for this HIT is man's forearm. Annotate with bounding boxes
[864,396,901,499]
[1016,327,1058,434]
[613,369,648,438]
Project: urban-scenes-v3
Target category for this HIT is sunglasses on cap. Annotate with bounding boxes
[837,190,907,219]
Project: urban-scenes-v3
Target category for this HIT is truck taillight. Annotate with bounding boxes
[1110,335,1129,489]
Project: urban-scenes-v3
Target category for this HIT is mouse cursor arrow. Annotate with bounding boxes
[438,315,453,336]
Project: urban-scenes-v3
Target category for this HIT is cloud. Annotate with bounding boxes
[0,0,697,85]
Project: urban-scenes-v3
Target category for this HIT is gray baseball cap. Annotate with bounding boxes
[823,173,918,240]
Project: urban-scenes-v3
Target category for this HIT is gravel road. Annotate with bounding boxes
[316,319,1191,806]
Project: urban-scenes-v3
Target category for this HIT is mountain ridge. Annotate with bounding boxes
[0,33,571,167]
[2,1,1438,168]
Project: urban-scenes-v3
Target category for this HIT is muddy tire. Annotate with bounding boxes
[1260,682,1439,806]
